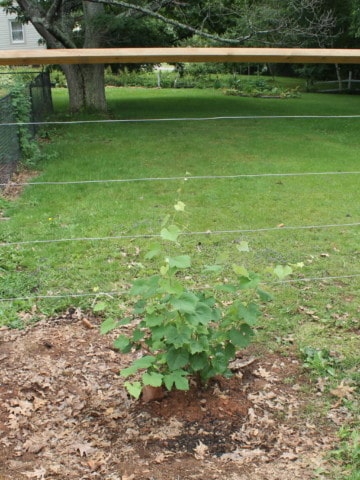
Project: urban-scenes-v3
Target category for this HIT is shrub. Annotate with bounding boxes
[10,80,43,167]
[101,200,272,399]
[224,78,300,98]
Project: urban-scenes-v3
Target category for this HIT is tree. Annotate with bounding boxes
[1,0,336,112]
[351,0,360,38]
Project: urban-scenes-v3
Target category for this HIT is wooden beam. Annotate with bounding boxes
[1,47,360,66]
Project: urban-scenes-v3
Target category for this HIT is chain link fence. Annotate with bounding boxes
[0,93,20,186]
[0,71,53,187]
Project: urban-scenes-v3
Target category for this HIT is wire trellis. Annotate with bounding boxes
[1,273,359,303]
[1,113,359,305]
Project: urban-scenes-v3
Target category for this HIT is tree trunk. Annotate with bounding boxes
[60,1,107,112]
[62,63,106,112]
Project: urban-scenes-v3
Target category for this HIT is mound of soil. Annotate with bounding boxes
[0,310,339,479]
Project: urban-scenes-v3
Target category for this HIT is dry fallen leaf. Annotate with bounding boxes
[254,367,276,381]
[154,452,166,463]
[247,407,257,424]
[23,467,46,479]
[280,451,298,460]
[194,442,208,460]
[330,380,355,401]
[71,441,96,457]
[23,437,47,454]
[194,440,209,460]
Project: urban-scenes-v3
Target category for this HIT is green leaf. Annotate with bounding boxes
[93,301,107,312]
[215,284,238,293]
[148,325,166,342]
[170,292,198,313]
[160,265,169,276]
[236,241,250,252]
[273,265,293,280]
[165,325,192,348]
[134,300,146,314]
[174,374,189,391]
[238,272,260,290]
[142,372,163,387]
[232,265,250,277]
[160,225,181,242]
[124,381,142,399]
[163,370,189,391]
[144,242,162,259]
[212,359,228,375]
[159,277,184,295]
[257,288,274,302]
[199,365,216,382]
[167,255,191,269]
[119,317,132,326]
[100,317,118,334]
[148,339,166,351]
[133,355,157,369]
[189,352,208,371]
[113,335,131,353]
[211,352,229,374]
[144,313,164,327]
[189,336,209,354]
[203,264,224,273]
[224,342,236,361]
[120,365,138,378]
[161,214,170,227]
[130,275,160,297]
[132,328,145,342]
[166,347,189,370]
[236,302,260,326]
[174,201,185,212]
[228,325,254,348]
[189,302,217,325]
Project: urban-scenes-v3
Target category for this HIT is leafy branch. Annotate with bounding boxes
[10,80,42,168]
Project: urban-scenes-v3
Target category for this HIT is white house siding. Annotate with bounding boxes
[0,9,45,50]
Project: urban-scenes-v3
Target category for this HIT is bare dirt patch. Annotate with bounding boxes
[0,311,339,479]
[1,170,39,200]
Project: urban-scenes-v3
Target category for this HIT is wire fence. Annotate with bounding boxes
[0,113,359,305]
[0,71,53,187]
[0,94,20,186]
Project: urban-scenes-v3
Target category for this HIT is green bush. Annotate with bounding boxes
[101,200,272,399]
[10,80,43,167]
[224,78,300,98]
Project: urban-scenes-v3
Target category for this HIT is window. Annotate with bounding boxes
[10,20,25,43]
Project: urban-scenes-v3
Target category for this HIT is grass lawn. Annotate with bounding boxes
[0,86,359,475]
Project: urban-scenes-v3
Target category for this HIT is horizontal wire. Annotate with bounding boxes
[1,273,359,303]
[1,222,359,247]
[2,114,360,128]
[1,170,360,187]
[1,118,359,302]
[0,291,124,303]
